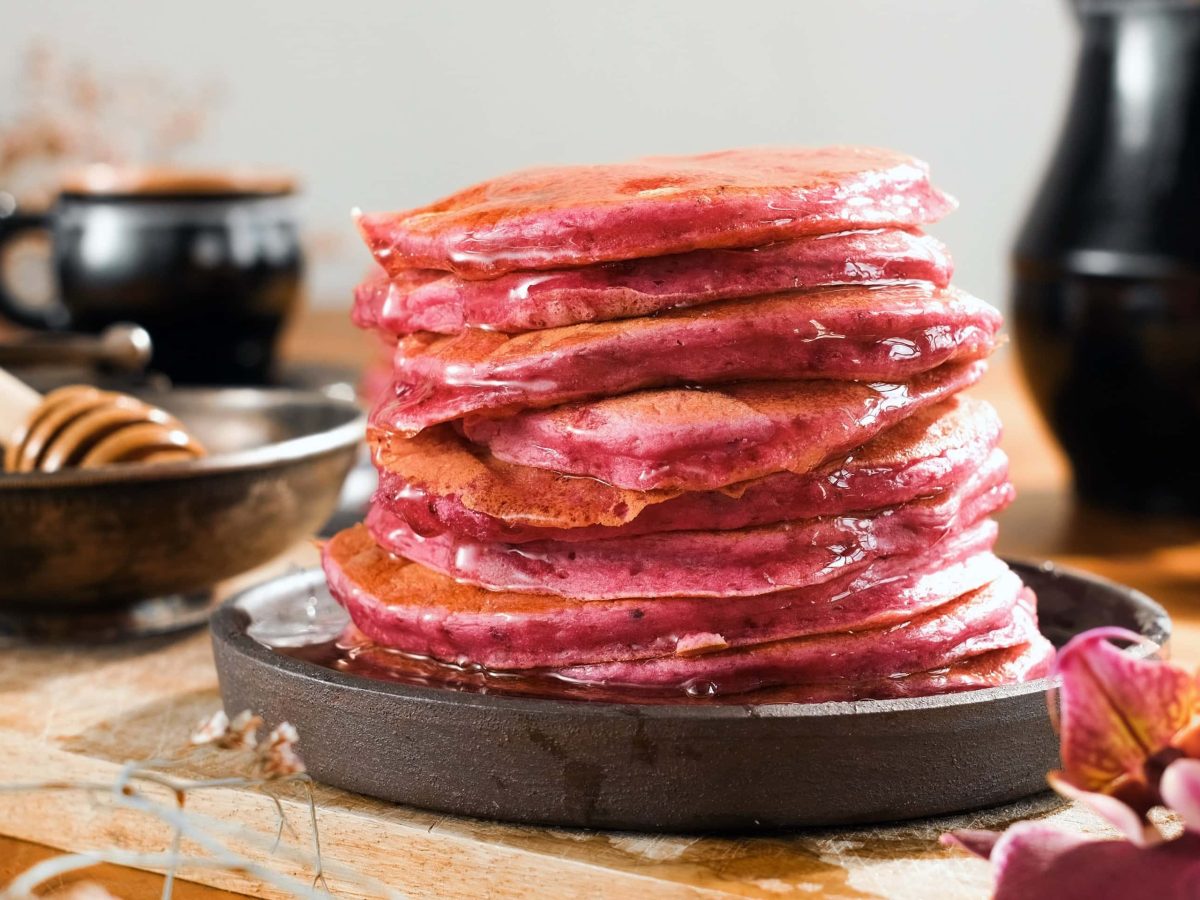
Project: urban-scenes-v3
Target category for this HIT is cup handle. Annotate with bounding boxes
[0,205,69,330]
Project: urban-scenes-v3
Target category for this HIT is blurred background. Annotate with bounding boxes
[0,0,1073,308]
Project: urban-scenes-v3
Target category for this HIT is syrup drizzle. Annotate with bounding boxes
[247,584,991,707]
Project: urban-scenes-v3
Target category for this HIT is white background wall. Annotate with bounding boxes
[0,0,1077,310]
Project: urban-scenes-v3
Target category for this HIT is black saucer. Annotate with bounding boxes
[211,560,1169,832]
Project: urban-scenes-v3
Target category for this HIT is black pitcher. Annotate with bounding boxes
[1014,0,1200,513]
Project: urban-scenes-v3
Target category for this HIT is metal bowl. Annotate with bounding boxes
[0,388,363,613]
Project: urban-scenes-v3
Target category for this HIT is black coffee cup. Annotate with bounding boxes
[0,165,303,385]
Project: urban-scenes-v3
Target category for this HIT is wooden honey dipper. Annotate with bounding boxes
[0,368,207,473]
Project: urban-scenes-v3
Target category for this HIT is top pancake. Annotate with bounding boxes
[356,147,955,278]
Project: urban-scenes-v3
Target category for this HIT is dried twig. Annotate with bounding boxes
[0,710,403,899]
[1,41,222,204]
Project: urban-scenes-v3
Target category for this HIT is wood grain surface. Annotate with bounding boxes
[1,311,1194,899]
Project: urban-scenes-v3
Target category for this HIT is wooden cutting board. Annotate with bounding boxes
[0,546,1123,900]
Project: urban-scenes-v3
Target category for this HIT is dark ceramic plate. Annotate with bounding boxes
[211,560,1169,832]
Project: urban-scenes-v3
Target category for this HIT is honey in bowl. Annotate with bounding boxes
[2,381,206,473]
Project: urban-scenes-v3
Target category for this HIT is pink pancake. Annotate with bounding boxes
[356,146,955,278]
[352,229,953,334]
[742,640,1054,703]
[332,634,1054,703]
[374,284,1000,431]
[366,451,1011,599]
[558,574,1038,694]
[322,520,1003,669]
[458,360,986,491]
[372,396,1003,542]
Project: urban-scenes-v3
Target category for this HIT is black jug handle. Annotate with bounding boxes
[0,204,69,330]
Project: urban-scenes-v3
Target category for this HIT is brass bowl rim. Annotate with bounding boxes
[0,387,364,489]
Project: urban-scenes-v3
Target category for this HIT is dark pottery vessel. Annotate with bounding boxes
[0,388,361,615]
[1014,0,1200,513]
[0,167,302,385]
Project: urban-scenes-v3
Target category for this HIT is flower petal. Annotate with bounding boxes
[967,822,1200,900]
[940,829,1001,859]
[1048,772,1162,846]
[1055,627,1196,792]
[1161,758,1200,831]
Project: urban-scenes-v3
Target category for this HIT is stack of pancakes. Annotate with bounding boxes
[325,147,1054,701]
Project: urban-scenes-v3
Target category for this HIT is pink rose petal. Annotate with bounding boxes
[940,829,1001,859]
[947,823,1200,900]
[1048,772,1162,846]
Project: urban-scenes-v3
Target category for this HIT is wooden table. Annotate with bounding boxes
[3,311,1197,899]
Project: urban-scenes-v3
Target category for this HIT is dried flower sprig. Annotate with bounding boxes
[1,41,221,205]
[0,709,403,899]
